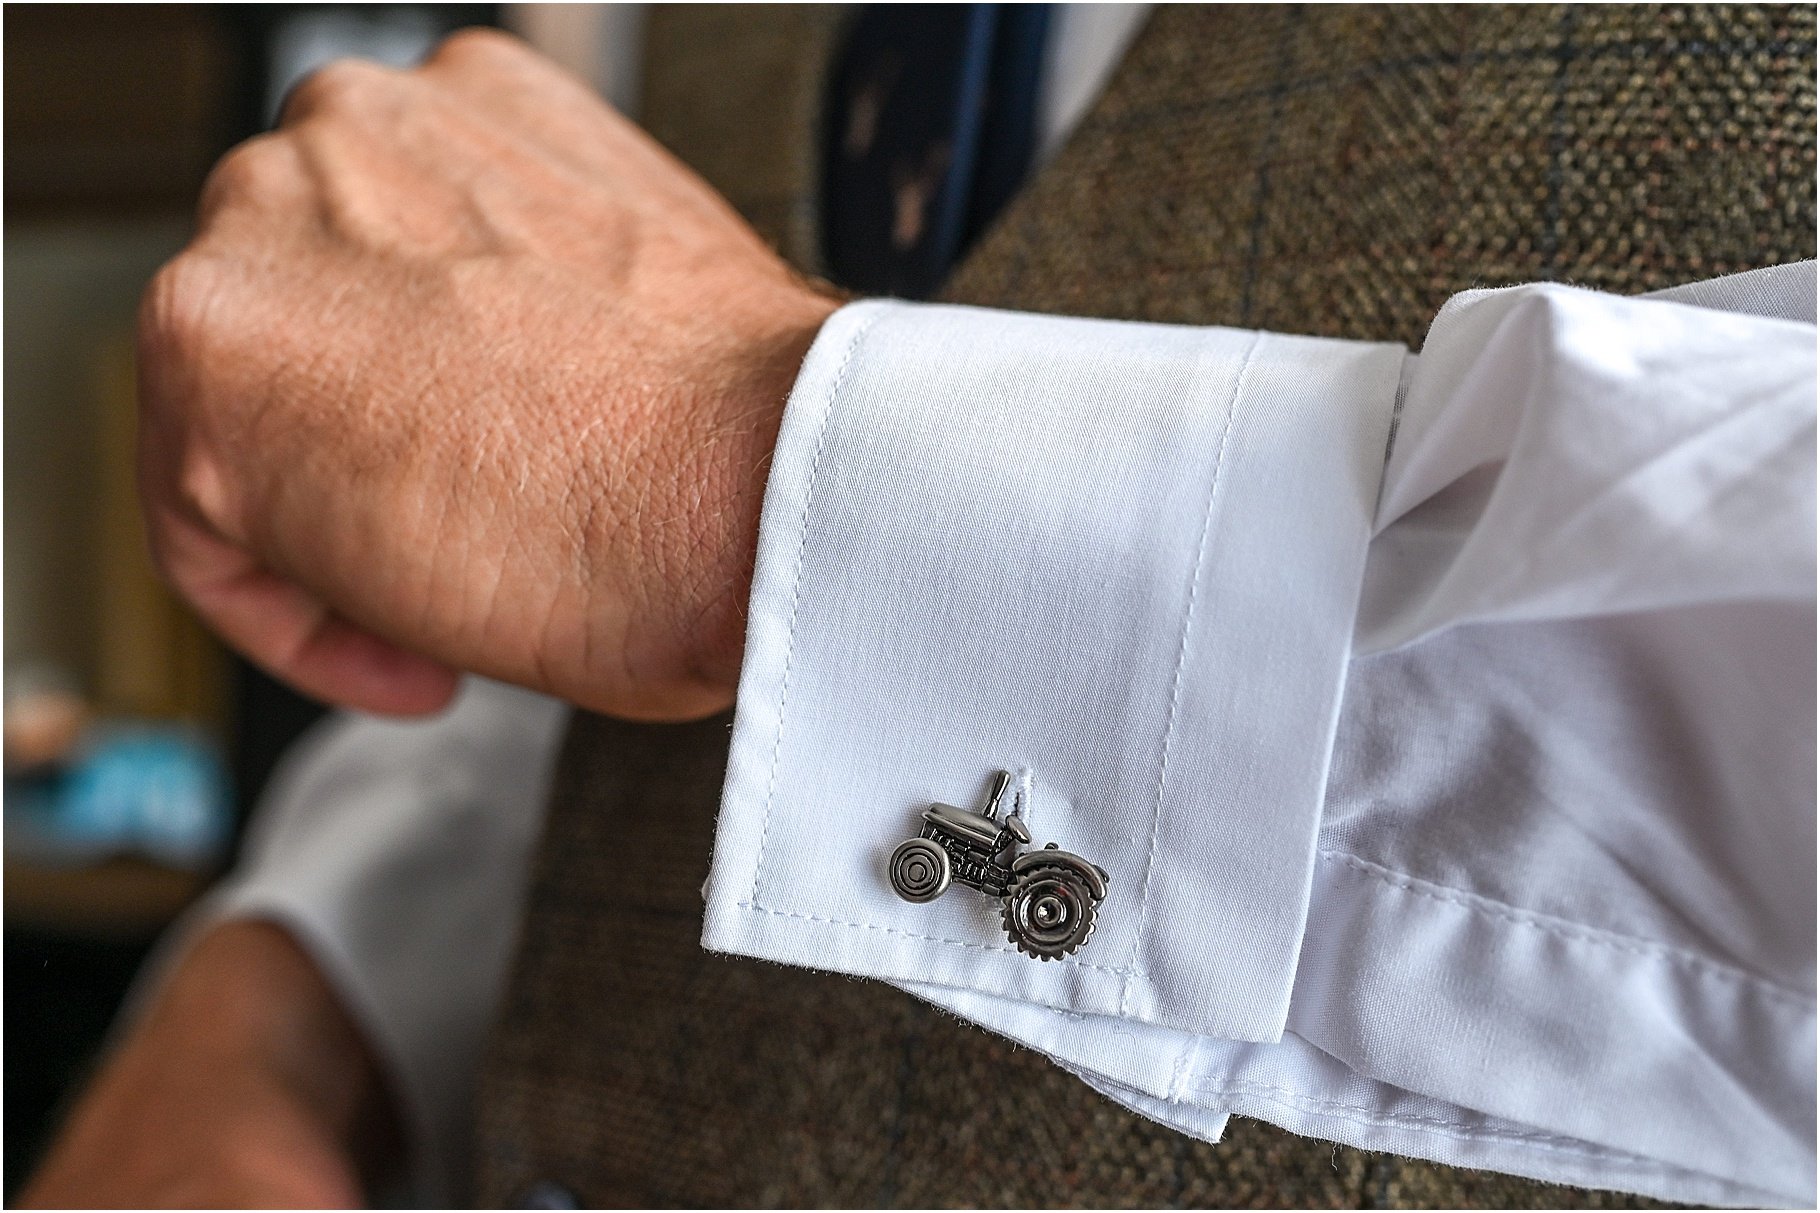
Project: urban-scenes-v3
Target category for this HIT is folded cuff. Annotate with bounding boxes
[703,299,1403,1043]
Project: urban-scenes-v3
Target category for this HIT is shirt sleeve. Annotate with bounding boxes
[153,678,568,1205]
[700,266,1816,1206]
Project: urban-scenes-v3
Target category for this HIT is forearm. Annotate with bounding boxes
[21,920,399,1209]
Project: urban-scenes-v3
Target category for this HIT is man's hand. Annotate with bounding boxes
[139,30,839,720]
[20,922,398,1208]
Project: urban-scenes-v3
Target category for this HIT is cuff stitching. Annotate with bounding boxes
[736,900,1132,975]
[1121,329,1264,1013]
[750,307,888,909]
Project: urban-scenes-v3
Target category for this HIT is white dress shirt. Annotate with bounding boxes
[154,12,1815,1207]
[705,264,1815,1208]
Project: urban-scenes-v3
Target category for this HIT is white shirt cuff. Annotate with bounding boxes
[701,299,1403,1044]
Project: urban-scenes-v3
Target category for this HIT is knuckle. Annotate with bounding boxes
[427,26,525,71]
[199,135,294,213]
[138,256,215,361]
[140,418,240,564]
[171,444,233,531]
[137,462,199,581]
[137,263,235,527]
[281,57,397,123]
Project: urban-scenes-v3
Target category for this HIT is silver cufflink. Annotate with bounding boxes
[887,770,1109,960]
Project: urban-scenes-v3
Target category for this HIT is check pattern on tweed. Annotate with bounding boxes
[474,4,1814,1207]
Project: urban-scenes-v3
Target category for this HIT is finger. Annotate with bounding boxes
[277,57,405,129]
[154,515,459,717]
[419,27,590,99]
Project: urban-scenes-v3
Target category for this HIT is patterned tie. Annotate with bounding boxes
[821,4,1052,299]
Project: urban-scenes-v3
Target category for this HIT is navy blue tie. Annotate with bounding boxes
[822,4,1052,299]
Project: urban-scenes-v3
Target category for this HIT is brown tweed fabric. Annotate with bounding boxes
[638,5,845,271]
[475,4,1815,1207]
[945,4,1817,338]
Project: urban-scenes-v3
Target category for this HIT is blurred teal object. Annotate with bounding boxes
[4,723,230,869]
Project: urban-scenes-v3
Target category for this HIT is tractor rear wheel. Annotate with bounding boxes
[1002,862,1098,959]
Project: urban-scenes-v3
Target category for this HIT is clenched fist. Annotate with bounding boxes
[139,29,839,720]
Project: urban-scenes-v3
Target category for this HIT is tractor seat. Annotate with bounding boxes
[923,802,1005,850]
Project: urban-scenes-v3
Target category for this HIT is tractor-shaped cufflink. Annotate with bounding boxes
[887,770,1108,960]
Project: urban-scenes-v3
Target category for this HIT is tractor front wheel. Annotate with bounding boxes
[888,837,951,903]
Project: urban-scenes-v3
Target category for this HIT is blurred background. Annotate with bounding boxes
[4,4,523,1191]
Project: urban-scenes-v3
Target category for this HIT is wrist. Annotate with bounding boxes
[21,921,398,1207]
[192,922,392,1148]
[681,289,842,704]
